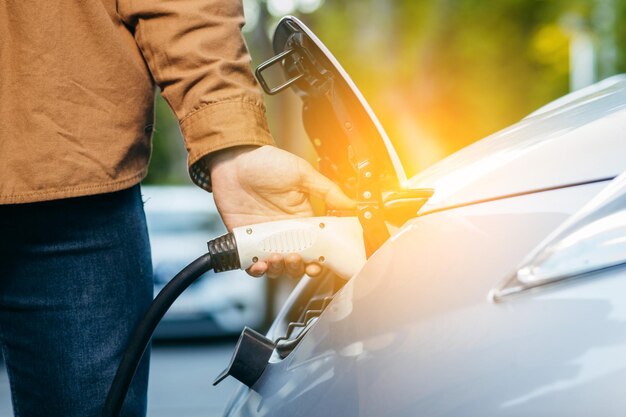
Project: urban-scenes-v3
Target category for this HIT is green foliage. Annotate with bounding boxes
[144,93,190,185]
[145,0,626,183]
[301,0,624,175]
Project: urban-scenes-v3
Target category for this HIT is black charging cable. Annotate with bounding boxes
[102,233,240,417]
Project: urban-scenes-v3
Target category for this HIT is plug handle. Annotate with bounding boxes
[233,217,366,279]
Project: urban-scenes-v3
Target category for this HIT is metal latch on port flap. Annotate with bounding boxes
[255,48,304,95]
[256,27,332,98]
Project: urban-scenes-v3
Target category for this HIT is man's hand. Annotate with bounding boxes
[208,145,355,278]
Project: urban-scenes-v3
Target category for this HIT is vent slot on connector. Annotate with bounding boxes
[274,273,344,359]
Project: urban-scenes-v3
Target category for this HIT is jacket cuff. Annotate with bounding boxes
[180,99,275,191]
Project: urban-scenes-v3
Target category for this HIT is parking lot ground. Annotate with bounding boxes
[148,338,239,417]
[0,338,239,417]
[0,357,10,417]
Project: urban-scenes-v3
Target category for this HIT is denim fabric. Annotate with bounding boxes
[0,185,153,417]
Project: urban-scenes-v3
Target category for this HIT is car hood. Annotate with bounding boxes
[409,75,626,214]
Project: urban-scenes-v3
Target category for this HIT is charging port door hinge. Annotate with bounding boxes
[329,85,390,256]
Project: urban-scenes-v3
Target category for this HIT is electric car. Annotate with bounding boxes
[142,186,267,338]
[217,17,626,416]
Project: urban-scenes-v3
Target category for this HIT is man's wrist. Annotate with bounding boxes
[189,145,266,192]
[206,145,265,176]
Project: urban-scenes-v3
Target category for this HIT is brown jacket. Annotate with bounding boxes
[0,0,274,204]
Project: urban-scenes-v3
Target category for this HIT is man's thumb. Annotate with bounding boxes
[304,168,356,210]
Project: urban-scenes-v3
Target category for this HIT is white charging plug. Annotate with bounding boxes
[232,217,366,279]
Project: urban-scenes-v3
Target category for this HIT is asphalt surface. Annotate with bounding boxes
[0,339,239,417]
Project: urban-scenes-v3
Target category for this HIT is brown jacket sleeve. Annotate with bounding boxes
[117,0,274,189]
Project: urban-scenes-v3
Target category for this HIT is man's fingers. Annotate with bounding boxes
[305,262,323,277]
[266,254,284,279]
[284,253,305,279]
[246,255,323,279]
[303,167,355,210]
[246,261,266,277]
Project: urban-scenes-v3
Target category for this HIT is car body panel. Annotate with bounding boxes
[409,80,626,213]
[224,180,626,417]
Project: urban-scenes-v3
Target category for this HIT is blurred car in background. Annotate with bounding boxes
[142,185,267,339]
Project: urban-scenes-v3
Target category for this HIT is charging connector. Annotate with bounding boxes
[207,232,240,272]
[233,216,365,279]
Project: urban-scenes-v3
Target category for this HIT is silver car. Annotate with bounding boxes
[218,17,626,416]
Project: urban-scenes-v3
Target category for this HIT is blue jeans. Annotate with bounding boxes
[0,185,153,417]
